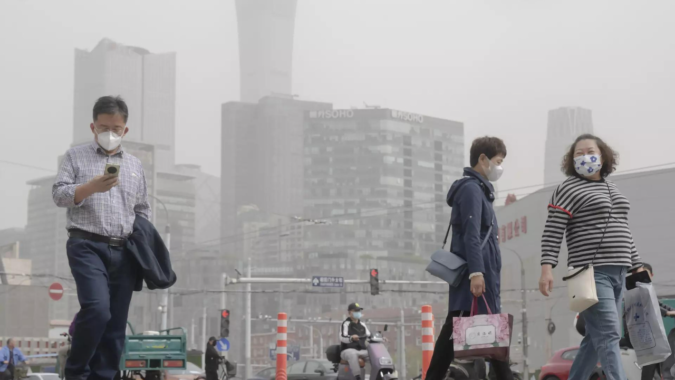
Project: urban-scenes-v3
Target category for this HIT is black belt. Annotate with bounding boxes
[68,229,127,247]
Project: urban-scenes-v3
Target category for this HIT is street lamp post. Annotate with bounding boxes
[242,217,330,379]
[302,325,323,358]
[501,247,529,380]
[148,194,170,332]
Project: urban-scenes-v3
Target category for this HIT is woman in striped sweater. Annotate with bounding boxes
[538,134,643,380]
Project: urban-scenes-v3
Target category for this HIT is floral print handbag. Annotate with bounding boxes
[453,295,514,362]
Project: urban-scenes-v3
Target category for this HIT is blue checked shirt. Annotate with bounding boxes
[53,141,152,238]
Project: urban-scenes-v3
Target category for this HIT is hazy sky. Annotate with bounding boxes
[1,0,674,230]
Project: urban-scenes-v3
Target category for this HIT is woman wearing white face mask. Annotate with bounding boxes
[426,136,511,380]
[539,134,643,380]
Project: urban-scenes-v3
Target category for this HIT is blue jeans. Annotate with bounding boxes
[569,265,627,380]
[65,238,137,380]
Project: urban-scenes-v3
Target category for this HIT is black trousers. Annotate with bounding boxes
[641,363,660,380]
[65,238,137,380]
[426,310,515,380]
[206,371,219,380]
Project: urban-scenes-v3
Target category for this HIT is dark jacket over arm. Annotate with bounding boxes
[126,216,177,291]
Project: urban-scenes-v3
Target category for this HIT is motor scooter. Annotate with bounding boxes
[326,326,398,380]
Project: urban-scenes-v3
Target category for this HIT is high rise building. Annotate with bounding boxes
[220,96,331,249]
[298,108,464,312]
[175,164,221,245]
[235,0,297,102]
[544,107,593,185]
[72,38,176,172]
[303,108,464,258]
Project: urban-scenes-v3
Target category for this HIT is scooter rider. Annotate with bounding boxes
[340,303,371,380]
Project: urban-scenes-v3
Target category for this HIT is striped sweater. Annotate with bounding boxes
[541,176,642,270]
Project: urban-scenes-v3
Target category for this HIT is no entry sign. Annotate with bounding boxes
[49,282,64,301]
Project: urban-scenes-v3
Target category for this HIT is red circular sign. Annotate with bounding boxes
[222,310,229,318]
[49,282,64,301]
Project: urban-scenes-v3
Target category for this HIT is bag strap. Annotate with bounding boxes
[442,179,496,250]
[470,295,493,316]
[589,182,614,265]
[442,221,493,250]
[562,264,590,282]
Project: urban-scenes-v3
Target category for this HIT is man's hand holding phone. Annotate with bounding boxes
[74,175,118,204]
[89,175,119,193]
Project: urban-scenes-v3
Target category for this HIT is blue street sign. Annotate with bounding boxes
[312,276,344,288]
[216,338,230,352]
[289,345,300,360]
[269,346,301,361]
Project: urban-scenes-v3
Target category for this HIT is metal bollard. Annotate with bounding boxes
[421,305,434,380]
[276,313,288,380]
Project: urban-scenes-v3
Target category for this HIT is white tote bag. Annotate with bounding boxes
[564,265,599,313]
[625,282,672,366]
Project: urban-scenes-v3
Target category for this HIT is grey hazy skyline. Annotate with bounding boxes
[1,0,674,230]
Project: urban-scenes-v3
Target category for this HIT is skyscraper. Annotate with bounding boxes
[220,96,331,244]
[303,108,464,260]
[235,0,297,102]
[72,38,176,172]
[544,107,593,185]
[296,108,464,313]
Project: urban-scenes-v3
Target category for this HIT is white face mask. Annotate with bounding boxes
[96,131,123,151]
[485,159,504,182]
[574,154,602,177]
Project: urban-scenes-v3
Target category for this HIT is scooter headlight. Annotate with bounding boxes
[379,357,393,366]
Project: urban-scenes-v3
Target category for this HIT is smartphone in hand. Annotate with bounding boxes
[104,163,121,177]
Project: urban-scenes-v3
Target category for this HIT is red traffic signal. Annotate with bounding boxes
[220,309,230,338]
[369,268,380,296]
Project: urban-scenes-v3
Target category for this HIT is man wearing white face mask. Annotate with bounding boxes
[53,96,151,380]
[427,136,512,380]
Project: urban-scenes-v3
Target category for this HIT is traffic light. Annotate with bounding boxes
[220,309,230,338]
[369,269,379,296]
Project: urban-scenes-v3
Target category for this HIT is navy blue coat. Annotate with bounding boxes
[126,216,178,291]
[446,168,502,314]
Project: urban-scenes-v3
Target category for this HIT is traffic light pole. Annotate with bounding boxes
[221,274,228,311]
[231,271,446,379]
[245,258,252,380]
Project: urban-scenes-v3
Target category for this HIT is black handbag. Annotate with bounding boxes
[426,219,492,288]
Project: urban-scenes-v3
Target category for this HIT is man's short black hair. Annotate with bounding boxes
[93,96,129,123]
[209,336,217,342]
[470,136,507,167]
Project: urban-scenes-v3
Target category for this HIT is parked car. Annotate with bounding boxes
[539,347,579,380]
[165,362,206,380]
[287,360,337,380]
[248,367,275,380]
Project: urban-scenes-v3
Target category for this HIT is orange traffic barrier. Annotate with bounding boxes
[276,313,288,380]
[421,305,434,380]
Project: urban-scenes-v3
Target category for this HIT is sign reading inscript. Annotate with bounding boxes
[309,109,354,119]
[391,110,424,123]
